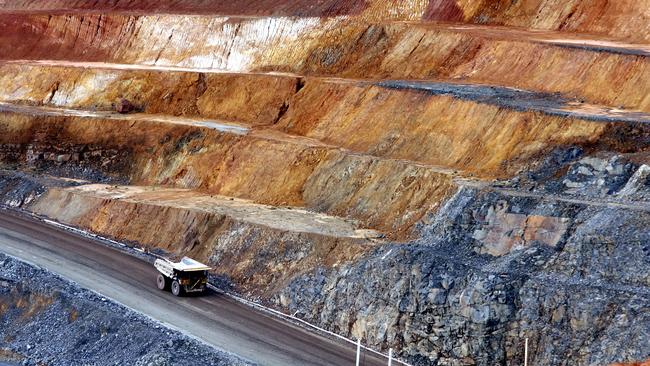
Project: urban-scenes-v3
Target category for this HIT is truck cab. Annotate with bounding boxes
[154,257,211,296]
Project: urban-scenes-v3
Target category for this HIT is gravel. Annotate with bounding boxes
[0,254,255,366]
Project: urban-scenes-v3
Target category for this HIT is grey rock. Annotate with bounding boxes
[272,162,650,365]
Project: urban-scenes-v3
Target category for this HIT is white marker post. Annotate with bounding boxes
[388,348,393,366]
[524,338,529,366]
[356,339,361,366]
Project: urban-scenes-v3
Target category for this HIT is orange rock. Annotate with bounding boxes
[1,15,648,113]
[1,1,649,42]
[472,203,570,256]
[610,360,650,366]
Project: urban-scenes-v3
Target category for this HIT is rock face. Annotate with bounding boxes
[561,155,638,196]
[471,207,569,256]
[0,254,253,366]
[2,0,649,41]
[273,162,650,365]
[619,165,650,199]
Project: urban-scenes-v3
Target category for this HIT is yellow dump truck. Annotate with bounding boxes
[154,257,211,296]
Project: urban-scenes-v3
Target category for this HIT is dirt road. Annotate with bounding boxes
[0,210,392,366]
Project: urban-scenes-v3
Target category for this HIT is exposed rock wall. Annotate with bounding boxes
[274,165,650,365]
[0,170,83,208]
[3,150,646,365]
[274,82,649,178]
[0,112,460,239]
[0,64,300,125]
[1,16,649,113]
[1,107,646,239]
[2,1,649,42]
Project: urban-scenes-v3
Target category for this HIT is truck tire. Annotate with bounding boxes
[156,274,168,290]
[171,280,182,296]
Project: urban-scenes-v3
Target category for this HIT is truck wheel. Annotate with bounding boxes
[171,280,182,296]
[156,274,168,290]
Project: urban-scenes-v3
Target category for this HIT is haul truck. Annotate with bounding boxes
[154,257,211,296]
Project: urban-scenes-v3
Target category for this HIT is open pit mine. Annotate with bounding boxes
[0,1,648,365]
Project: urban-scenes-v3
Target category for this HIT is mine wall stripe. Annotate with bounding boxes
[0,102,462,176]
[3,60,648,124]
[0,102,251,135]
[0,59,304,78]
[377,81,650,125]
[398,22,650,57]
[455,180,650,212]
[2,15,648,57]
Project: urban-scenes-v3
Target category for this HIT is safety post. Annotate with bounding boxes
[388,348,393,366]
[356,339,361,366]
[524,338,529,366]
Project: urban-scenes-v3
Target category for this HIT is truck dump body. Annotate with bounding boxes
[154,257,211,296]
